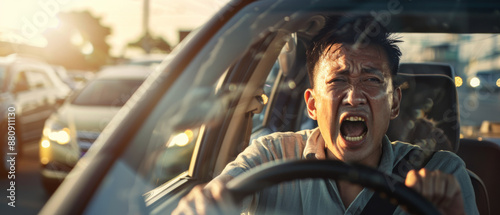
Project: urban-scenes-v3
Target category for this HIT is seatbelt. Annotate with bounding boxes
[359,148,436,215]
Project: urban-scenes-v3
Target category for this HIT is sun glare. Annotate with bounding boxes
[0,0,63,43]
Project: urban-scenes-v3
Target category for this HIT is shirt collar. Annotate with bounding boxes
[378,136,395,174]
[303,128,326,160]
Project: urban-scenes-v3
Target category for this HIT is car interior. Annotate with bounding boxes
[40,1,500,214]
[237,37,495,215]
[387,63,491,215]
[144,11,498,214]
[152,16,494,214]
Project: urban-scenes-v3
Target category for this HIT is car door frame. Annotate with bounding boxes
[40,1,260,214]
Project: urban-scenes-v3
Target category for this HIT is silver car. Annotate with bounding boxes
[0,54,71,175]
[39,65,152,191]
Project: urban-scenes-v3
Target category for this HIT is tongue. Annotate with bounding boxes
[341,121,366,137]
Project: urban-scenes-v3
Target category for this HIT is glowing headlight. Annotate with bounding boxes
[469,77,480,88]
[41,139,51,148]
[455,76,463,87]
[47,128,70,144]
[43,121,71,145]
[43,122,71,145]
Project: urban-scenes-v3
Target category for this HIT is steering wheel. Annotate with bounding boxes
[226,159,440,215]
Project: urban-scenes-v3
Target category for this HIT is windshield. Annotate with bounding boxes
[71,79,144,106]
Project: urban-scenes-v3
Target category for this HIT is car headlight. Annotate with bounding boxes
[469,77,480,88]
[42,121,71,145]
[455,76,463,87]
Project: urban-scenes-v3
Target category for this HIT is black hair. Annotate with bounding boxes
[306,16,402,88]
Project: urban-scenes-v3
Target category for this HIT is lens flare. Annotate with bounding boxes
[48,128,70,144]
[469,77,480,88]
[168,130,194,147]
[455,76,463,87]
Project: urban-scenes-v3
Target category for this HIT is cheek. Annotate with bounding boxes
[361,85,390,100]
[369,95,393,133]
[371,96,392,113]
[315,93,342,121]
[315,89,342,109]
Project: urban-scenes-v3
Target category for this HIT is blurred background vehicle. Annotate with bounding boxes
[38,64,152,192]
[0,54,71,175]
[66,70,96,90]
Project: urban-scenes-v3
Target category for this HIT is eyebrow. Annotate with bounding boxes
[361,68,384,76]
[336,68,384,76]
[337,69,351,76]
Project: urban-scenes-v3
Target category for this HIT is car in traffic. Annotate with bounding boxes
[0,54,71,175]
[39,65,152,192]
[40,0,500,214]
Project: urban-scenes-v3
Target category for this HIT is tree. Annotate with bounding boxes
[44,11,111,70]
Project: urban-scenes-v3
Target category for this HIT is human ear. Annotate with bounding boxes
[390,87,402,119]
[305,88,317,120]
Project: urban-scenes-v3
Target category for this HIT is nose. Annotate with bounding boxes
[342,85,367,107]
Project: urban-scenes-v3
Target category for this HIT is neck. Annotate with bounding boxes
[360,147,383,168]
[325,142,383,168]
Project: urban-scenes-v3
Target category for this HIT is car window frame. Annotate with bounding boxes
[133,2,307,211]
[82,2,325,213]
[144,4,331,210]
[40,0,262,213]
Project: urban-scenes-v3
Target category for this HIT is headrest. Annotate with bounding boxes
[387,63,460,152]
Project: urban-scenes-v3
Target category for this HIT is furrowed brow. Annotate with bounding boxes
[337,69,350,76]
[362,68,384,77]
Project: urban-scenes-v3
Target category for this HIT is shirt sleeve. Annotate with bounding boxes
[213,134,305,214]
[219,133,304,178]
[219,138,267,178]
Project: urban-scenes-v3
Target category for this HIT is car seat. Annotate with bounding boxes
[387,63,491,215]
[457,138,500,215]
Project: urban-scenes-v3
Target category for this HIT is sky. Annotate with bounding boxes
[0,0,228,56]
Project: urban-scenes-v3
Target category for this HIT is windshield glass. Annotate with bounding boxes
[71,79,144,106]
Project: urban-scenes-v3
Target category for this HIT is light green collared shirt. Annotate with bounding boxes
[217,128,478,214]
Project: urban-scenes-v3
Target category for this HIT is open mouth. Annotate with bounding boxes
[340,116,368,141]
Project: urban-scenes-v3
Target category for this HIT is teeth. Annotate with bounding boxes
[344,135,364,141]
[345,116,364,122]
